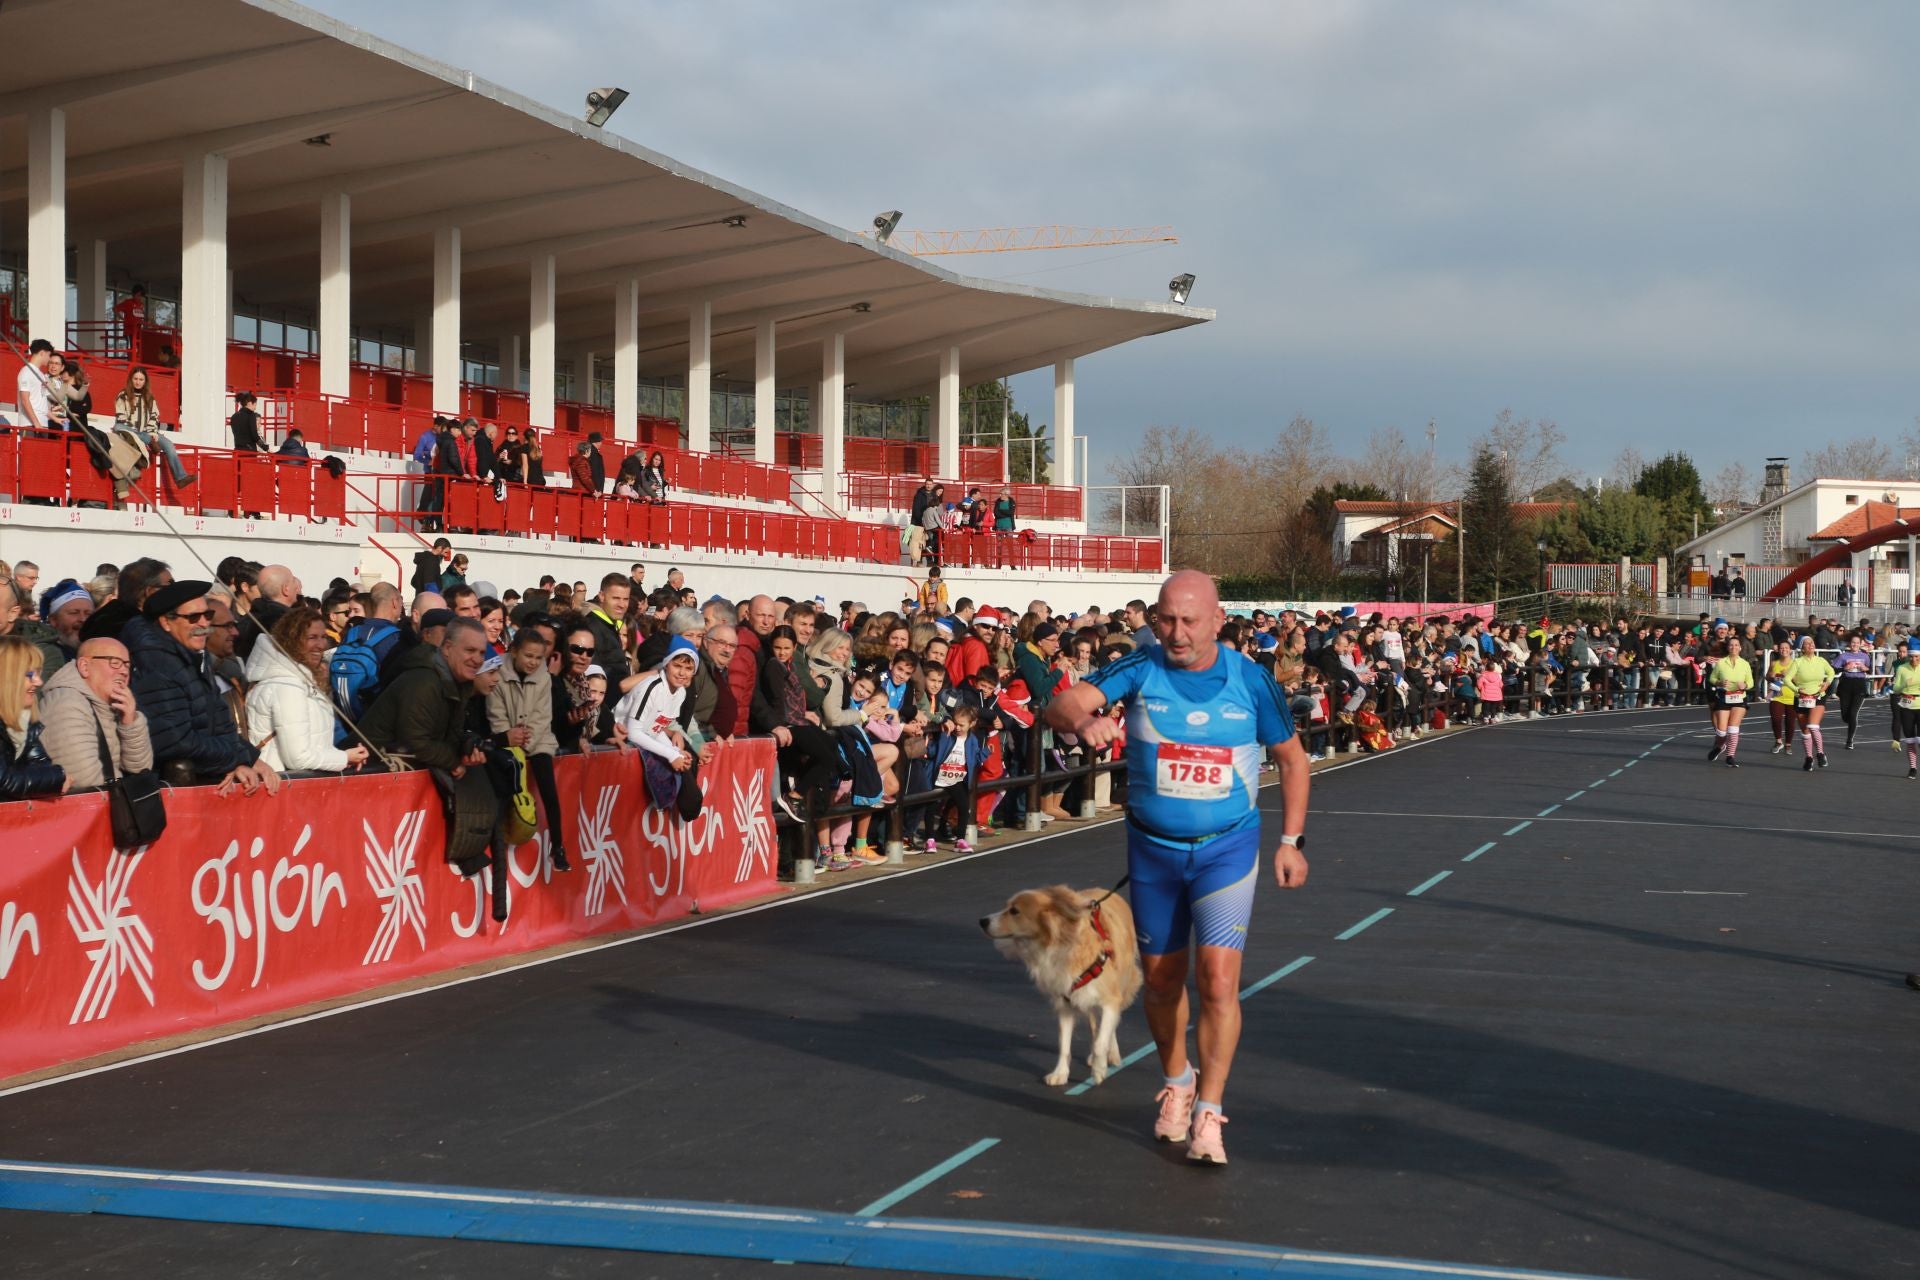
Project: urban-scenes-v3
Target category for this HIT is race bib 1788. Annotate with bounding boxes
[1156,743,1234,800]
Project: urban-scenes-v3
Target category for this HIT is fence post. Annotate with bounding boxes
[793,788,817,884]
[1024,723,1045,833]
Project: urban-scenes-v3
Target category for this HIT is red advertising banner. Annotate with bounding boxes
[0,739,780,1080]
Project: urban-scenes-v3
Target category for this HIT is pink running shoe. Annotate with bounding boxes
[1153,1081,1196,1143]
[1186,1108,1228,1165]
[923,838,939,853]
[953,837,973,853]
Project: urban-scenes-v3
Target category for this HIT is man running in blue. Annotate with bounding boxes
[1046,570,1310,1165]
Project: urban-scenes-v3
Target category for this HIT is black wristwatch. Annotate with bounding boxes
[1281,833,1307,852]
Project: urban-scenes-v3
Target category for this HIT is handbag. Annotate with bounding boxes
[93,718,167,850]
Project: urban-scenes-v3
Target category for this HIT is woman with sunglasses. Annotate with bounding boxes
[0,634,68,798]
[495,428,526,484]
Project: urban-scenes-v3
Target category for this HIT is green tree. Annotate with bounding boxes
[1573,486,1669,560]
[1634,452,1709,514]
[1303,481,1390,536]
[1461,444,1528,600]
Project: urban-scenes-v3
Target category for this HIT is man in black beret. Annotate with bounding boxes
[124,580,279,795]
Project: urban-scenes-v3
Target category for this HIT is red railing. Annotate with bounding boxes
[934,527,1162,574]
[255,390,791,507]
[2,343,182,425]
[771,433,1005,482]
[0,430,346,522]
[843,473,1085,521]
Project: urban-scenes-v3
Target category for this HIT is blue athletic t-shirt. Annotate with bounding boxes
[1088,646,1294,838]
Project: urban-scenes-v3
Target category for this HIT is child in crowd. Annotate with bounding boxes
[910,702,981,852]
[1476,658,1505,723]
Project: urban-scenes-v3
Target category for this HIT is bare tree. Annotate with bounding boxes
[1901,416,1920,479]
[1611,447,1646,492]
[1800,437,1896,480]
[1482,409,1567,500]
[1706,461,1755,513]
[1361,426,1437,504]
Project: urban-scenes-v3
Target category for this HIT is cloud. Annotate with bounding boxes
[305,0,1920,480]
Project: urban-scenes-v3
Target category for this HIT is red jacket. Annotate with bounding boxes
[725,627,763,737]
[947,633,991,687]
[454,433,477,477]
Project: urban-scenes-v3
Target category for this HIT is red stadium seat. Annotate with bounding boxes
[530,488,558,539]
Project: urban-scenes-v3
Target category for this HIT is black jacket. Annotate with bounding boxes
[433,427,464,477]
[588,449,607,494]
[0,720,66,799]
[230,407,264,452]
[411,550,443,594]
[124,615,259,781]
[474,431,497,480]
[582,607,630,738]
[357,647,472,773]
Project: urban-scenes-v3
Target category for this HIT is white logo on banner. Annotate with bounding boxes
[190,826,347,992]
[0,901,41,980]
[643,804,724,899]
[66,847,156,1024]
[579,785,627,916]
[362,811,428,966]
[732,768,774,885]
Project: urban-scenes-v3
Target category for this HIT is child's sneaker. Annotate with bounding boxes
[953,837,973,854]
[923,838,939,854]
[817,850,855,872]
[850,845,886,865]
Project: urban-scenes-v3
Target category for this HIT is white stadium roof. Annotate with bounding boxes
[0,0,1211,399]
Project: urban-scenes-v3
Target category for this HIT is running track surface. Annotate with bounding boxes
[3,707,1916,1280]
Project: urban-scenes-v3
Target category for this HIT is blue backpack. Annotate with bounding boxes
[329,619,401,744]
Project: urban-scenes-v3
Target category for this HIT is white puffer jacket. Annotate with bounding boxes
[244,636,352,773]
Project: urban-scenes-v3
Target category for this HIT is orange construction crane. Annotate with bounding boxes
[868,224,1178,256]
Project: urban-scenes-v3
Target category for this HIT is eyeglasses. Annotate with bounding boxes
[83,655,130,669]
[168,609,215,624]
[567,644,596,656]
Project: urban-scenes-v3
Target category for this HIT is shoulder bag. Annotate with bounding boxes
[93,717,168,850]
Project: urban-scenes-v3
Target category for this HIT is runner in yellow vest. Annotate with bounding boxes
[1890,639,1920,780]
[1706,637,1754,768]
[1780,637,1836,772]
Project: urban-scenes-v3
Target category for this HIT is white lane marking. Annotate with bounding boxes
[1304,809,1920,840]
[1643,890,1748,896]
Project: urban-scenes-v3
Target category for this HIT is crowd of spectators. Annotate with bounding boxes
[4,536,1902,876]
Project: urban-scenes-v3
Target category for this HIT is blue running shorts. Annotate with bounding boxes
[1126,821,1261,956]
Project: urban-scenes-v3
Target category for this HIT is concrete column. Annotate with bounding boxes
[528,253,556,429]
[75,239,106,329]
[686,300,712,453]
[318,193,351,397]
[936,345,961,479]
[753,317,776,465]
[817,332,845,511]
[26,106,65,344]
[431,225,461,415]
[613,278,638,443]
[179,151,230,445]
[1052,358,1076,487]
[496,334,522,391]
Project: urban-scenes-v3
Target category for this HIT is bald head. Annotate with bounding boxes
[75,637,132,702]
[1154,570,1225,670]
[745,594,777,637]
[256,564,298,605]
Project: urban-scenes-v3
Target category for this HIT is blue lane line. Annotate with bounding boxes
[1463,842,1496,862]
[0,1160,1632,1280]
[1067,956,1318,1096]
[1064,1042,1158,1097]
[1504,821,1532,836]
[1537,804,1561,817]
[1406,870,1452,898]
[1336,908,1394,941]
[856,1139,998,1218]
[1240,953,1316,999]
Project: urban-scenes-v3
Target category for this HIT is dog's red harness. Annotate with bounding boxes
[1069,898,1116,993]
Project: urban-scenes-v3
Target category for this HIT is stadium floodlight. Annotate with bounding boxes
[1168,273,1196,305]
[873,210,903,244]
[585,87,630,127]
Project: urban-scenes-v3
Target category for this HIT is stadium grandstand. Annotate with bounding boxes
[0,0,1205,599]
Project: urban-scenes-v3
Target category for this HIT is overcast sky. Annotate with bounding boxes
[309,0,1920,488]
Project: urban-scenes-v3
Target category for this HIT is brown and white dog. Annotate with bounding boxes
[980,885,1144,1087]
